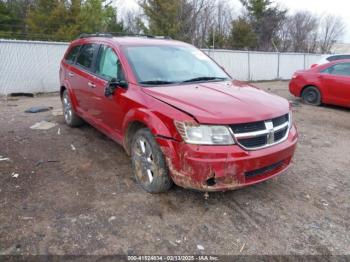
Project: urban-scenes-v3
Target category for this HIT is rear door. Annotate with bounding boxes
[62,44,81,95]
[71,43,100,118]
[321,62,350,106]
[90,44,127,141]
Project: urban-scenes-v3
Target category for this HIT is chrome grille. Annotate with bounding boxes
[230,114,290,150]
[230,121,266,134]
[272,114,289,127]
[239,135,267,148]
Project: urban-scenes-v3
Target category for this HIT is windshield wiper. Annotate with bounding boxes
[139,80,176,85]
[181,76,227,83]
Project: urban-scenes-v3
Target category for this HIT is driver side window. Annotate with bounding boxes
[96,45,125,80]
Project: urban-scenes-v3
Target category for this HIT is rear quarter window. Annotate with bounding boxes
[76,44,99,69]
[65,45,80,64]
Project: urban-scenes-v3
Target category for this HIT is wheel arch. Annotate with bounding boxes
[124,120,148,155]
[60,85,66,100]
[122,108,174,155]
[60,85,80,112]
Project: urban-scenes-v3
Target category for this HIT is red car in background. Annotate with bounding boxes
[289,60,350,108]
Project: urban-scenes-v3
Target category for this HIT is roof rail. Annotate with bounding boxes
[79,33,113,38]
[78,32,172,40]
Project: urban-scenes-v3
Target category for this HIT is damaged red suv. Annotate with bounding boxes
[59,33,298,193]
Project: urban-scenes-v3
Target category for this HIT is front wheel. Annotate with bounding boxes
[131,128,173,193]
[302,86,321,106]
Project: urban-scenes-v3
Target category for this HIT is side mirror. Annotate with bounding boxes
[105,78,128,97]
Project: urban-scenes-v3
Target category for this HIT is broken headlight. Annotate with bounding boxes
[174,121,235,145]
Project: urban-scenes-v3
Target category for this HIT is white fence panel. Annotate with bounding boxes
[0,40,329,95]
[0,40,68,95]
[205,50,249,80]
[305,54,323,68]
[249,52,278,81]
[279,53,304,80]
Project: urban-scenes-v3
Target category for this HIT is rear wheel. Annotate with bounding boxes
[302,86,321,106]
[131,128,173,193]
[62,90,84,127]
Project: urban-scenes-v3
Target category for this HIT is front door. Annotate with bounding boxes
[89,45,127,142]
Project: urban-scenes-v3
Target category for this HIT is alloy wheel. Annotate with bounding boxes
[132,137,156,185]
[62,92,72,124]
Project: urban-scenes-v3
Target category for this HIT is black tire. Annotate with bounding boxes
[61,90,84,127]
[131,128,173,193]
[302,86,321,106]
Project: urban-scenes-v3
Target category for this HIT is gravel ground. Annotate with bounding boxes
[0,81,349,256]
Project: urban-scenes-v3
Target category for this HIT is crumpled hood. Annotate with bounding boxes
[142,80,290,124]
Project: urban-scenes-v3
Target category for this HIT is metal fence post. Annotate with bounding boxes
[247,51,251,81]
[277,52,280,80]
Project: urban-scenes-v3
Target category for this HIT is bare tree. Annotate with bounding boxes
[196,4,214,47]
[278,17,293,52]
[185,0,216,46]
[123,10,143,34]
[199,0,235,48]
[319,15,345,53]
[289,11,319,53]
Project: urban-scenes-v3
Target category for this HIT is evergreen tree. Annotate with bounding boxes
[206,27,227,49]
[139,0,182,38]
[228,17,257,50]
[240,0,286,51]
[26,0,124,41]
[0,0,25,38]
[26,0,70,40]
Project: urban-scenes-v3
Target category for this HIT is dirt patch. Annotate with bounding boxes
[0,82,349,255]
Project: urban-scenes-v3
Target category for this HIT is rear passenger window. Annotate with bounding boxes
[322,63,350,76]
[76,44,98,69]
[65,45,80,64]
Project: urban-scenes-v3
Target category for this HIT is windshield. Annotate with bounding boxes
[123,45,230,85]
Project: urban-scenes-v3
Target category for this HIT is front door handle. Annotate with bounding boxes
[68,72,75,77]
[88,82,96,88]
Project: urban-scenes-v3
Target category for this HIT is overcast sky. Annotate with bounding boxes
[116,0,350,43]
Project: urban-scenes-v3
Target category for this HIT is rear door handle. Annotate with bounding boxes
[88,82,96,88]
[68,72,75,77]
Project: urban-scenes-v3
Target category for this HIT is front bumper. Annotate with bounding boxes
[157,125,298,191]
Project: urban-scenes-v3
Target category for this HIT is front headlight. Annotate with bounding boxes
[174,121,235,145]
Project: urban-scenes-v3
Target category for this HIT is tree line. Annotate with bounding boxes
[0,0,346,53]
[0,0,124,41]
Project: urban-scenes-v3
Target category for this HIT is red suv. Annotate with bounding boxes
[59,33,298,193]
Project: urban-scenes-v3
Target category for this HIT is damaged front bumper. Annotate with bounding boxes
[156,125,298,191]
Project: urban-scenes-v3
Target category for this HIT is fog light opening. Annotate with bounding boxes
[206,175,216,187]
